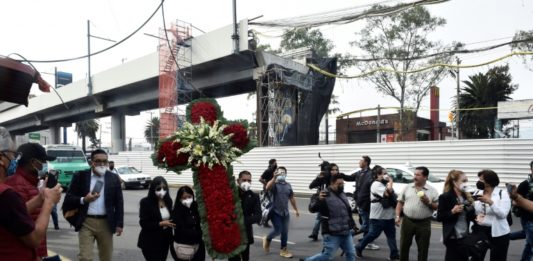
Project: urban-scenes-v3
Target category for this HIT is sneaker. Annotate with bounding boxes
[365,243,380,250]
[280,247,293,258]
[308,234,318,241]
[355,246,363,258]
[262,236,270,253]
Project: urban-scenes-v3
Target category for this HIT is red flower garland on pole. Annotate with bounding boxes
[190,101,218,125]
[223,123,250,149]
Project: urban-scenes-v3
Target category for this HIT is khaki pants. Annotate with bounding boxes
[78,217,113,261]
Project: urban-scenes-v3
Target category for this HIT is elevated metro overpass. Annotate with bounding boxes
[0,20,323,152]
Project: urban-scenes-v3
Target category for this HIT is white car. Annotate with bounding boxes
[116,166,152,189]
[344,163,445,215]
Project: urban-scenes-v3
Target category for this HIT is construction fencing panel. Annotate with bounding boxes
[110,139,533,195]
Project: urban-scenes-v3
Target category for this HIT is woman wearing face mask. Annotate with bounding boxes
[137,176,175,261]
[470,169,511,261]
[170,186,205,261]
[437,170,475,261]
[355,165,399,260]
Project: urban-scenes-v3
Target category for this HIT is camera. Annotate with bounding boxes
[472,194,482,201]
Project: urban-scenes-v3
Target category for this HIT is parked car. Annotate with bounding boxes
[116,166,151,189]
[344,163,445,217]
[45,145,90,189]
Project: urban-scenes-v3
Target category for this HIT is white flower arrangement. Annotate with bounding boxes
[176,117,241,169]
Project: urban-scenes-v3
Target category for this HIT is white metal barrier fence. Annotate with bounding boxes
[110,139,533,195]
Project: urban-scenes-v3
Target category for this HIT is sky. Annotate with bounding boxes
[1,0,533,146]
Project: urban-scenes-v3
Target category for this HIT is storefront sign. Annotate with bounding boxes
[355,119,389,127]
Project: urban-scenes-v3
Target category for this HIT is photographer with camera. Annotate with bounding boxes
[308,161,338,241]
[4,142,60,259]
[437,170,475,261]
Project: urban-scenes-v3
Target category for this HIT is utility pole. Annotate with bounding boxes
[149,111,154,150]
[455,57,461,139]
[377,105,381,143]
[87,20,92,95]
[231,0,239,54]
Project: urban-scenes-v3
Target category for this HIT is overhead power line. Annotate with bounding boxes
[250,0,449,28]
[19,0,165,63]
[309,51,533,79]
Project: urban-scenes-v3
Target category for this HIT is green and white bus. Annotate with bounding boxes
[44,145,90,189]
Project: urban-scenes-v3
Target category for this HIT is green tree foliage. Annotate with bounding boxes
[350,5,456,140]
[279,28,334,57]
[457,65,518,139]
[75,119,99,152]
[511,30,533,70]
[144,117,160,147]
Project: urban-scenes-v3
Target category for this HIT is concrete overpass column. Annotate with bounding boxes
[111,113,126,153]
[49,125,61,145]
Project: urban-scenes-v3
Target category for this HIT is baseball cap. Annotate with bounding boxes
[17,143,56,164]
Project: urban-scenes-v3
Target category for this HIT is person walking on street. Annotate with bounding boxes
[345,155,379,250]
[308,161,334,241]
[137,176,175,261]
[395,166,439,261]
[228,170,261,261]
[259,158,277,227]
[471,169,511,261]
[0,127,63,260]
[509,160,533,261]
[437,170,475,261]
[301,175,357,261]
[63,149,124,261]
[356,165,399,260]
[263,166,300,258]
[5,142,58,258]
[170,186,205,261]
[108,161,118,174]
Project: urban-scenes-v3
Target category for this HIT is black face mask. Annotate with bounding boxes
[380,179,388,185]
[476,181,485,190]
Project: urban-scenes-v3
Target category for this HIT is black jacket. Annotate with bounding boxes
[137,197,173,251]
[239,189,261,244]
[344,168,373,211]
[171,201,203,245]
[63,170,124,232]
[437,190,475,244]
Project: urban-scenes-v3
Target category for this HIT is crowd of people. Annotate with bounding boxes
[2,124,533,260]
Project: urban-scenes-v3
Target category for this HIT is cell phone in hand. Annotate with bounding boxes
[92,180,104,194]
[46,174,58,188]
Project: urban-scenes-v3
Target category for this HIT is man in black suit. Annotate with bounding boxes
[229,170,261,261]
[63,149,124,261]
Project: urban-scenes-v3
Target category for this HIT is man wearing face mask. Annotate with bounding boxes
[0,127,63,260]
[229,170,261,261]
[63,149,124,261]
[301,175,357,261]
[5,142,58,258]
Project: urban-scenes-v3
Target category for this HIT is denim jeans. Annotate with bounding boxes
[305,233,355,261]
[519,218,533,261]
[311,213,321,236]
[358,208,370,235]
[356,219,399,259]
[267,212,290,248]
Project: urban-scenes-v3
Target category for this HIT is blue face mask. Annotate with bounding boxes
[276,175,286,182]
[1,153,19,176]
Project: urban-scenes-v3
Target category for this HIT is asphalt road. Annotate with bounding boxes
[47,188,526,261]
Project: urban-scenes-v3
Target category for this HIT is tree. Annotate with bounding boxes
[144,117,160,149]
[279,28,334,57]
[75,119,99,152]
[457,65,517,139]
[350,5,456,140]
[324,94,341,144]
[512,29,533,71]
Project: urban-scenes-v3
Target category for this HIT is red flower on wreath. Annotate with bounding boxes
[157,141,189,167]
[198,164,242,253]
[190,101,218,125]
[223,124,249,149]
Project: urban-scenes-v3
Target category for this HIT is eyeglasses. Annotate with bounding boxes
[93,159,109,165]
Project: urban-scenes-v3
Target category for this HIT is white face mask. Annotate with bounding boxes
[455,182,468,192]
[182,198,193,208]
[155,189,167,198]
[240,182,251,191]
[94,166,107,175]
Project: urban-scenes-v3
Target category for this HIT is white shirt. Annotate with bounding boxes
[160,206,170,220]
[370,181,395,220]
[473,188,511,237]
[80,171,107,215]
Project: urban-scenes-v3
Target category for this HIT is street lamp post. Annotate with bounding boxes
[87,20,116,95]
